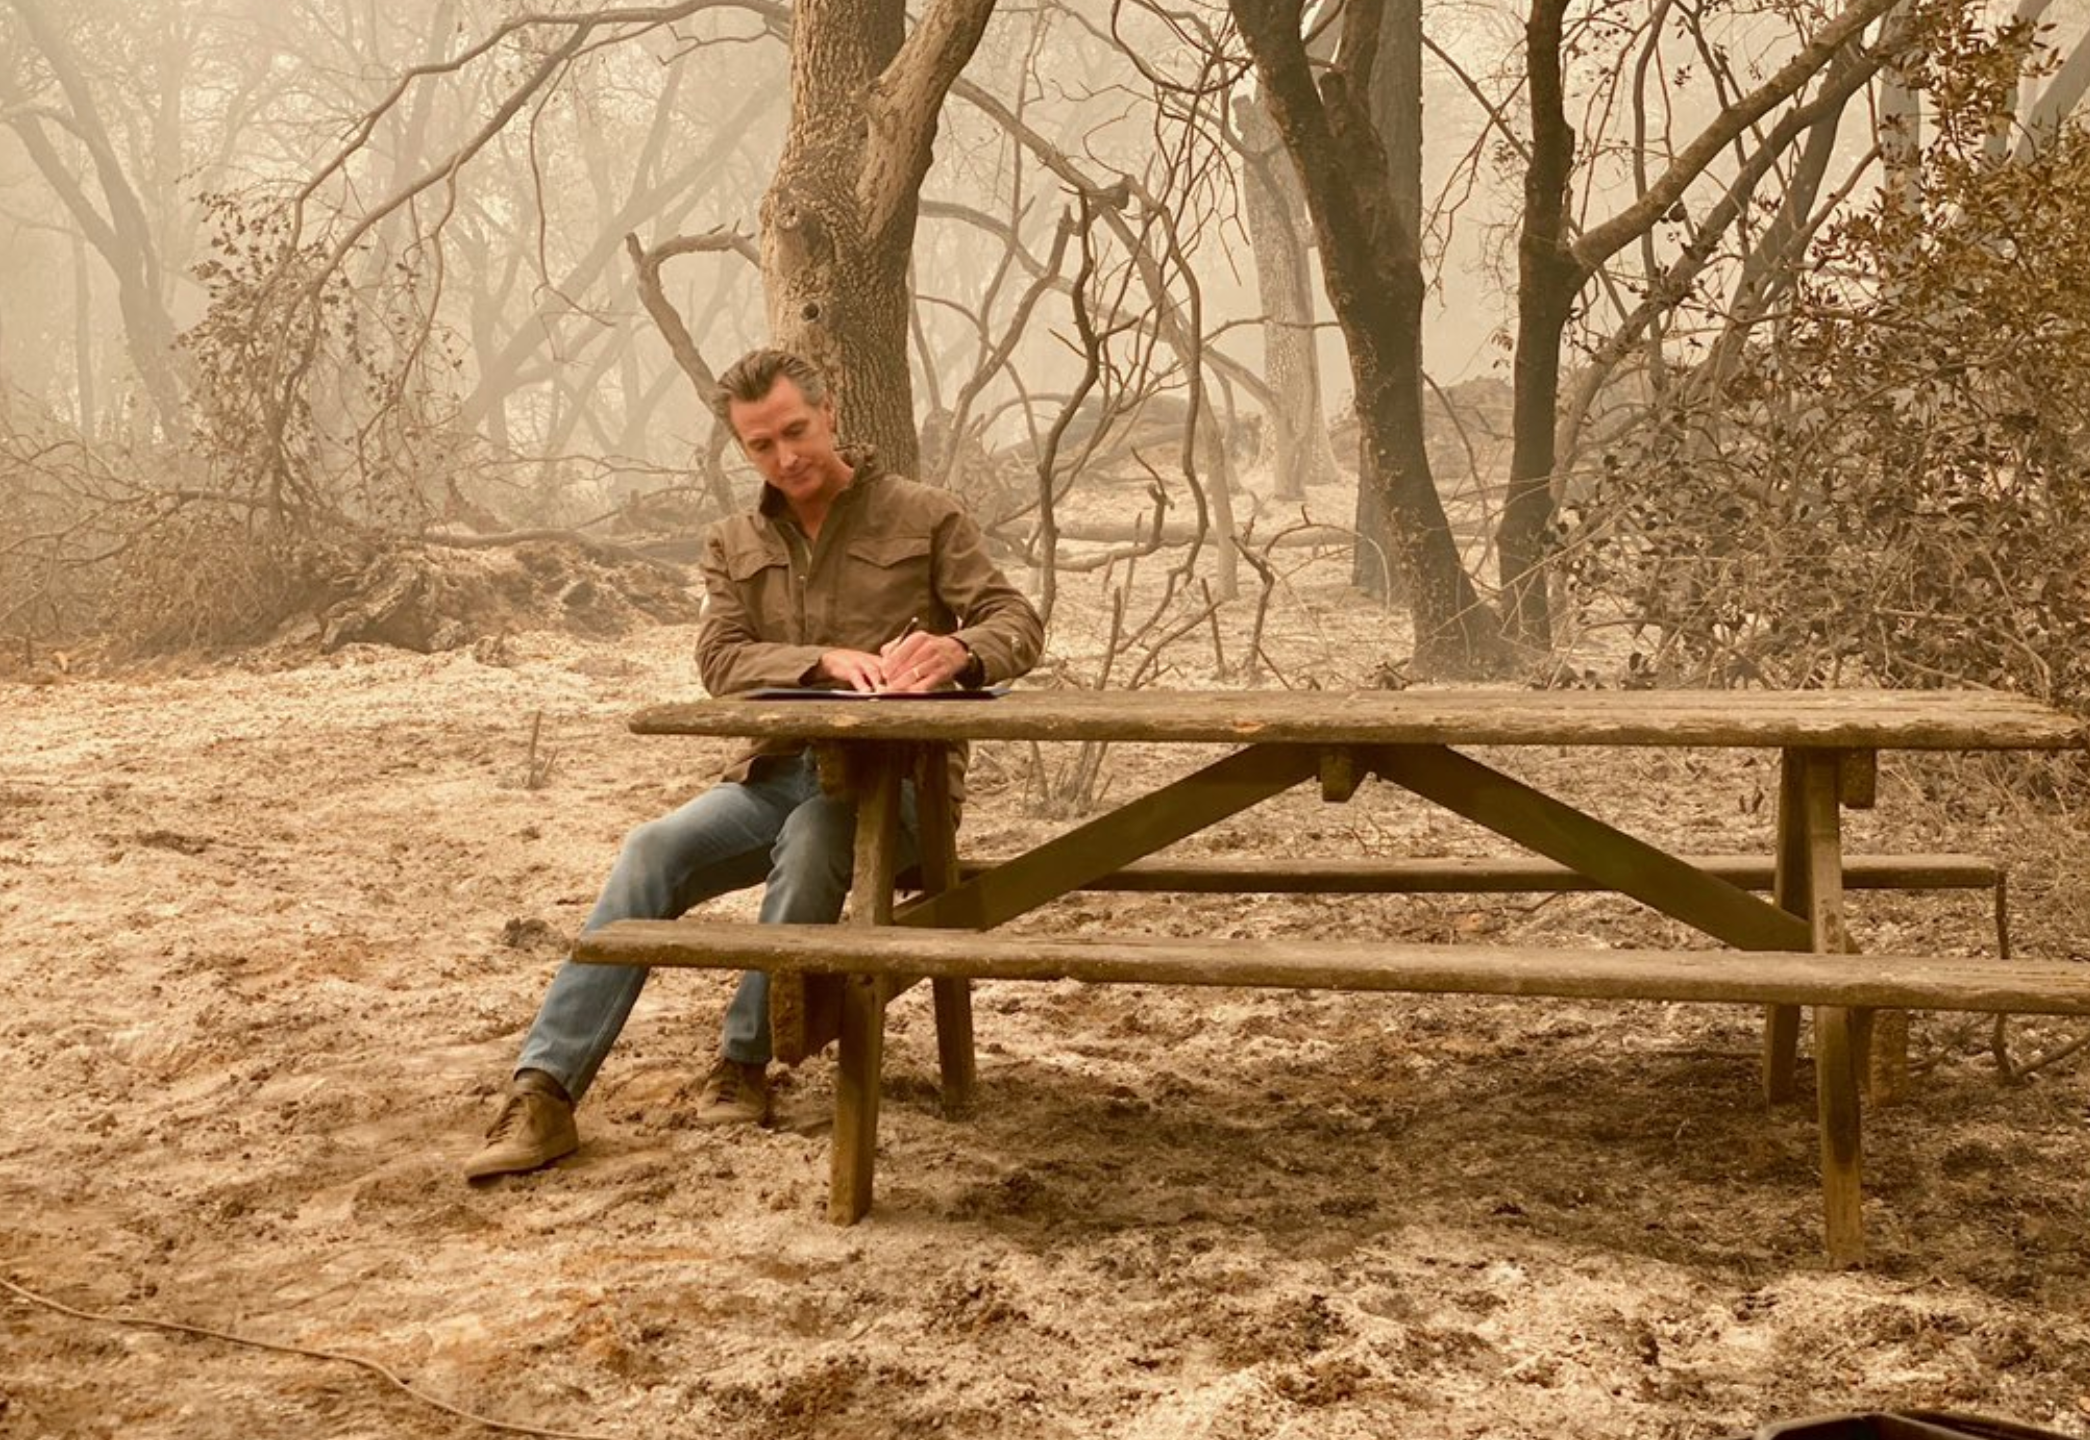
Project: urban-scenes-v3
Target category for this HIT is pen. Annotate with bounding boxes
[874,617,924,693]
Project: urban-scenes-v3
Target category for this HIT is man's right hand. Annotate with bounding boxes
[814,648,889,692]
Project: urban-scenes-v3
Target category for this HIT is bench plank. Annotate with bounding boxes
[950,853,1999,894]
[577,920,2090,1016]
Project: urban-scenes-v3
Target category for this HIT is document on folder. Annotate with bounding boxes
[741,686,1011,701]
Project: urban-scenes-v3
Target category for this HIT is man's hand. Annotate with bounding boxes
[878,631,968,692]
[814,648,891,693]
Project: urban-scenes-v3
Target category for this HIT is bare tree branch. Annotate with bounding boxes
[1571,0,1903,270]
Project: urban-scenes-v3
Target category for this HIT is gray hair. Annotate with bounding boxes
[708,348,830,424]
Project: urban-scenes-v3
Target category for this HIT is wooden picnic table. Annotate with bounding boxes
[579,687,2085,1265]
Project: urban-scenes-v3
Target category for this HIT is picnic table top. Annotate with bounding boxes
[629,686,2085,751]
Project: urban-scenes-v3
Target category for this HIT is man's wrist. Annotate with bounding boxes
[954,639,986,688]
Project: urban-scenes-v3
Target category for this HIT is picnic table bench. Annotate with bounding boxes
[574,688,2084,1265]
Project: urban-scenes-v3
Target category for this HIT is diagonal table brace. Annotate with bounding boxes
[1364,744,1813,953]
[898,743,1323,933]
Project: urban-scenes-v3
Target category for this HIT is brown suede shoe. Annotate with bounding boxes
[695,1058,769,1127]
[463,1070,578,1181]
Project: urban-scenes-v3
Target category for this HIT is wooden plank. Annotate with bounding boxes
[1996,874,2012,959]
[1795,750,1855,960]
[1817,1003,1866,1267]
[1764,752,1810,1103]
[576,922,2090,1015]
[831,745,907,1224]
[1788,748,1909,1105]
[847,748,905,928]
[1840,749,1879,810]
[1320,748,1362,802]
[1792,749,1869,1265]
[1794,750,1909,1097]
[1364,745,1814,952]
[631,688,2085,751]
[1868,1004,1912,1103]
[916,753,975,1115]
[832,975,885,1224]
[948,853,1999,894]
[899,744,1320,932]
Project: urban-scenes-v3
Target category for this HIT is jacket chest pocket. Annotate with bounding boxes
[835,533,934,644]
[722,542,798,640]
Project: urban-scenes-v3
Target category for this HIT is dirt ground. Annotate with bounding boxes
[4,531,2090,1440]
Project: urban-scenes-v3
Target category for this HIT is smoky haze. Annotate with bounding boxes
[0,0,1671,476]
[3,0,2088,676]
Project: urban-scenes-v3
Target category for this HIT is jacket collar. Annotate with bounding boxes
[756,443,883,523]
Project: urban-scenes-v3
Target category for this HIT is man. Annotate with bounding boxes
[465,348,1043,1180]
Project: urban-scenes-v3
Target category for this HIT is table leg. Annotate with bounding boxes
[1764,754,1809,1103]
[1793,747,1866,1266]
[831,745,907,1225]
[1817,1003,1866,1268]
[832,974,887,1224]
[917,754,975,1116]
[1842,748,1905,1102]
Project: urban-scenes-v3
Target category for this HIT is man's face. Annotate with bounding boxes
[728,376,851,518]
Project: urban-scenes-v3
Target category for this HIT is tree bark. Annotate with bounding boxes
[1880,24,1923,239]
[1228,0,1502,673]
[1354,0,1427,599]
[71,232,96,439]
[1234,95,1340,505]
[761,0,998,476]
[2015,22,2090,159]
[1497,0,1576,648]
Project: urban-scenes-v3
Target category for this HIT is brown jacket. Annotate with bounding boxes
[695,448,1044,792]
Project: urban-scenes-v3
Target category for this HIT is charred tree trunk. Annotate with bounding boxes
[1354,0,1427,600]
[1228,0,1504,674]
[1234,95,1340,505]
[2017,29,2090,159]
[761,0,997,477]
[71,232,96,439]
[1497,0,1577,649]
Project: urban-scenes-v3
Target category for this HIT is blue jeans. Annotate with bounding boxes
[515,751,918,1101]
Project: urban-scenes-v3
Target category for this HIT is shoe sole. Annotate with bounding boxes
[462,1137,579,1183]
[693,1106,768,1129]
